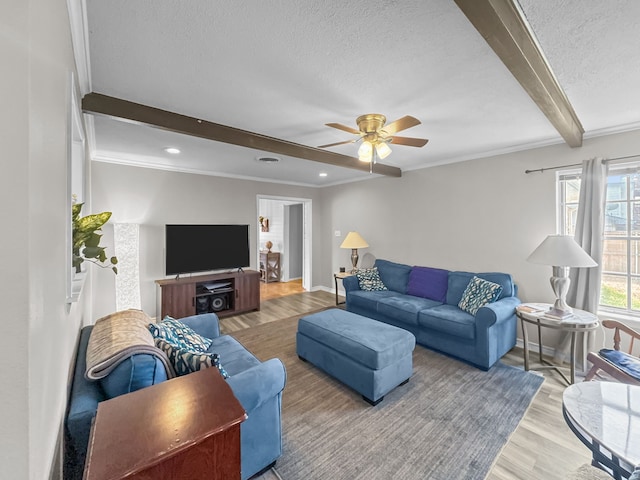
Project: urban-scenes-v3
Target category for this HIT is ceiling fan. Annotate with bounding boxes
[318,114,429,165]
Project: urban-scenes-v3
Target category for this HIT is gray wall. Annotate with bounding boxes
[90,163,325,319]
[92,129,640,343]
[285,203,303,279]
[324,128,640,348]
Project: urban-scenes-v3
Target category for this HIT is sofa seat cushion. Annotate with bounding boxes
[207,335,261,376]
[375,259,412,293]
[599,349,640,381]
[377,294,443,326]
[347,289,398,310]
[298,309,415,370]
[418,305,476,340]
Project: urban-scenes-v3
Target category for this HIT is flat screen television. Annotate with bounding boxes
[165,224,250,276]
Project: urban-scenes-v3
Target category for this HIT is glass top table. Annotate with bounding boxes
[563,381,640,479]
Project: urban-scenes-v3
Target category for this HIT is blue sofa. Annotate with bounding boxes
[64,313,286,480]
[344,259,520,370]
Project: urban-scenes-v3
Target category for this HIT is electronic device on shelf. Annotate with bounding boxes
[201,281,232,292]
[165,224,250,276]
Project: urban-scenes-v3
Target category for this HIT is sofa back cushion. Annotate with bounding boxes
[374,259,412,293]
[100,354,168,399]
[446,271,515,306]
[407,266,449,302]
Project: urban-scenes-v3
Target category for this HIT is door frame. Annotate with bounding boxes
[256,194,312,291]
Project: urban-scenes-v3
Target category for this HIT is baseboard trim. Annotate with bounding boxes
[515,338,556,358]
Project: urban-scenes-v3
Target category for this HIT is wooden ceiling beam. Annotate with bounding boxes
[81,93,402,178]
[455,0,584,147]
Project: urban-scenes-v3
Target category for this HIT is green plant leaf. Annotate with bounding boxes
[72,202,83,221]
[76,212,111,232]
[82,246,105,259]
[71,203,117,275]
[85,232,102,248]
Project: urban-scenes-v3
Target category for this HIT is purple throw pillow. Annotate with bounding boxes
[407,266,449,302]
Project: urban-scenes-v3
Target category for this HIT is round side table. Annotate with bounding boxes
[516,303,599,384]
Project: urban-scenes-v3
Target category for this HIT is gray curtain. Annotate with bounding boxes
[566,157,608,312]
[555,157,608,367]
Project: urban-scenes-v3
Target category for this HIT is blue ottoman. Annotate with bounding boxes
[296,309,415,405]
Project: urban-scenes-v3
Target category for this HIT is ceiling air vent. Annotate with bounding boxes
[256,156,280,164]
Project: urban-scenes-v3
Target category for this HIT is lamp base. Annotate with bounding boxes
[350,249,359,273]
[549,266,574,318]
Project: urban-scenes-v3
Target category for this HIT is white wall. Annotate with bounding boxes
[258,199,285,254]
[323,128,640,348]
[90,162,324,319]
[0,1,92,479]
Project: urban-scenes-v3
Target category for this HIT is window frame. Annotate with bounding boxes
[557,162,640,320]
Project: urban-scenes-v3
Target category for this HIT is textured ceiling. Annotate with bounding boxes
[80,0,640,186]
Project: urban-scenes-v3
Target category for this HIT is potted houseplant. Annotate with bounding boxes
[72,202,118,274]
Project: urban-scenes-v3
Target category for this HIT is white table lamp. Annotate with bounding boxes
[340,232,369,273]
[527,235,597,316]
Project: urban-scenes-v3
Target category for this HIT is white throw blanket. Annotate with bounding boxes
[85,309,175,380]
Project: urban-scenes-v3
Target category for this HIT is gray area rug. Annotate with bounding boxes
[232,314,544,480]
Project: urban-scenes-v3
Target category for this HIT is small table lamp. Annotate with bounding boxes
[527,235,597,317]
[340,232,369,273]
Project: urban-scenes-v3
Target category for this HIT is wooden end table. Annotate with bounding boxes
[84,367,247,480]
[516,302,599,385]
[334,271,354,305]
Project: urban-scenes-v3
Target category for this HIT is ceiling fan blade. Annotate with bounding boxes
[383,115,421,135]
[318,139,359,148]
[326,122,362,135]
[389,136,429,147]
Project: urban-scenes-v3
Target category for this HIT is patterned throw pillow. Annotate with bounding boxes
[156,339,229,379]
[458,276,503,315]
[148,317,212,352]
[355,267,388,292]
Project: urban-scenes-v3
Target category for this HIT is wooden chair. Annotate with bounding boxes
[584,319,640,386]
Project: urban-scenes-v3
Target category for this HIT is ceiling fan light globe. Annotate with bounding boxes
[358,140,373,160]
[375,142,392,159]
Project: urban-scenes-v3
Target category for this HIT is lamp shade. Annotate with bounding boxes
[527,235,597,267]
[340,232,369,249]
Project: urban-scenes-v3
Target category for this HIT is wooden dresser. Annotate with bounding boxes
[84,368,247,480]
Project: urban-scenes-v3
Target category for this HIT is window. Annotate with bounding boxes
[558,164,640,315]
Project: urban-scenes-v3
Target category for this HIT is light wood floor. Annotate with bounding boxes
[222,290,593,480]
[260,279,305,301]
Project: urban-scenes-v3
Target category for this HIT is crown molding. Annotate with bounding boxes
[66,0,92,94]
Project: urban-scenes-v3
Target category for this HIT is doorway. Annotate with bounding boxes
[256,195,312,292]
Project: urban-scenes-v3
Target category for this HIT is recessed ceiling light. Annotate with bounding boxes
[164,147,180,154]
[319,172,328,177]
